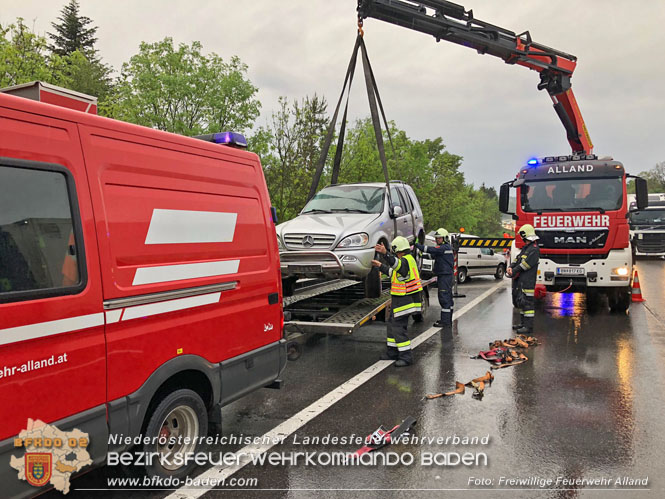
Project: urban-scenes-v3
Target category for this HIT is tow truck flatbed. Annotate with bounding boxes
[284,277,435,337]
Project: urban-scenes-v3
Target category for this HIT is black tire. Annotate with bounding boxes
[608,288,631,313]
[282,276,297,297]
[585,289,602,313]
[494,264,506,280]
[143,389,208,479]
[413,289,429,323]
[364,266,382,298]
[457,267,468,284]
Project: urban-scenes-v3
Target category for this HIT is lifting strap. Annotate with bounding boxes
[307,33,397,235]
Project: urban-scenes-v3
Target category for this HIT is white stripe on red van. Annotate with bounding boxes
[0,313,104,346]
[132,260,240,286]
[144,209,238,244]
[120,292,221,321]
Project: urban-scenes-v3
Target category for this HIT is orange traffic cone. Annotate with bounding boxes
[631,269,645,302]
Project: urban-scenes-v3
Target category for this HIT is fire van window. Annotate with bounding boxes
[0,165,81,298]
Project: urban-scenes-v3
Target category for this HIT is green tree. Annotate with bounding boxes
[627,161,665,194]
[260,95,329,221]
[0,19,69,87]
[48,1,114,102]
[107,38,260,135]
[48,0,98,57]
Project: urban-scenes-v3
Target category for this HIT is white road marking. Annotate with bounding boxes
[145,209,237,244]
[167,281,507,499]
[121,292,221,321]
[0,313,104,346]
[132,260,240,285]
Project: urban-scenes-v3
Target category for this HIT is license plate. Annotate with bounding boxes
[288,264,322,274]
[556,267,585,276]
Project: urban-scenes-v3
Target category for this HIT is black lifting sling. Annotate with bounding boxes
[307,32,405,239]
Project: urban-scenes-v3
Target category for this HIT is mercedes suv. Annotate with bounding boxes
[276,181,425,296]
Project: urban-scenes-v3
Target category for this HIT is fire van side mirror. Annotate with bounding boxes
[634,177,648,210]
[499,183,511,214]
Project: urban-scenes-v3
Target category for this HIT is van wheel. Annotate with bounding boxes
[457,267,468,284]
[608,289,631,313]
[494,264,506,280]
[143,389,207,478]
[364,266,382,298]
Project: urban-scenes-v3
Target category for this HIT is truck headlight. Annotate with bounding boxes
[277,235,284,250]
[337,233,369,249]
[612,267,629,276]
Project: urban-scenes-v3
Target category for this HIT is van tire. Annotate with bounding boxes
[494,264,506,280]
[457,267,468,284]
[143,389,208,479]
[364,266,382,298]
[608,288,631,313]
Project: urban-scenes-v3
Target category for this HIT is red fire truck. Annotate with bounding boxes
[0,84,286,497]
[357,0,649,311]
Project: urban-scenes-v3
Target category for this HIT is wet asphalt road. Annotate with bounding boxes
[67,260,665,498]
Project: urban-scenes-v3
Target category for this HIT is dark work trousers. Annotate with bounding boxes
[437,274,454,325]
[515,288,535,332]
[386,314,413,363]
[512,279,523,326]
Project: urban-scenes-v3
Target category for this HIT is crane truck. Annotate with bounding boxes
[357,0,648,311]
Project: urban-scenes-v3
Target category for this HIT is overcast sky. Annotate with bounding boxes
[2,0,664,189]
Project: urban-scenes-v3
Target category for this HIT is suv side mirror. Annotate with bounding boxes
[392,205,403,217]
[499,183,511,214]
[634,177,648,210]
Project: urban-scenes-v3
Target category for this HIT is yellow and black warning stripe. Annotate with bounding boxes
[458,237,513,248]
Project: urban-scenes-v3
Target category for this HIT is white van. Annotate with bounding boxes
[423,233,507,283]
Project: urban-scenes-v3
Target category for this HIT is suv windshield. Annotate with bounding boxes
[302,186,384,214]
[629,208,665,227]
[521,178,623,212]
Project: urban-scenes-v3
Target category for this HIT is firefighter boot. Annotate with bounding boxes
[516,315,534,335]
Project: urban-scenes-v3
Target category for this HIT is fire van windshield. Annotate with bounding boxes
[521,177,623,212]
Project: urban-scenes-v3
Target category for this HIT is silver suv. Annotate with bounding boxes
[276,181,425,294]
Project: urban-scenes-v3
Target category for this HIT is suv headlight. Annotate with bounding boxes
[337,233,369,249]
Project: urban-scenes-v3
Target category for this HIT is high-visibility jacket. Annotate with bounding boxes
[379,252,423,318]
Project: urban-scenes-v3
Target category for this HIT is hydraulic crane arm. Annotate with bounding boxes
[357,0,593,154]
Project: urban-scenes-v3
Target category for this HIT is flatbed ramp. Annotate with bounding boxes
[284,277,434,336]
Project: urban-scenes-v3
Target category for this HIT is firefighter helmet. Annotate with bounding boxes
[434,228,449,242]
[518,224,539,241]
[391,236,411,253]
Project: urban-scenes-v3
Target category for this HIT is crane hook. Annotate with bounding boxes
[358,17,364,37]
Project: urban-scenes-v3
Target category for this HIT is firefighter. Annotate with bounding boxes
[372,236,423,367]
[506,224,540,334]
[414,228,454,327]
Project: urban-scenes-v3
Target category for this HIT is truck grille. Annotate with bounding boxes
[284,233,336,250]
[536,229,608,250]
[635,232,665,253]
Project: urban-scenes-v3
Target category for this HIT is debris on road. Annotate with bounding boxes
[350,416,417,457]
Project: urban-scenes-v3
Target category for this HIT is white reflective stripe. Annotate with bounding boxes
[122,292,221,321]
[423,245,429,252]
[444,250,453,254]
[105,309,122,324]
[524,312,535,317]
[390,258,400,270]
[441,308,451,312]
[145,209,237,244]
[132,260,240,285]
[393,306,422,318]
[386,340,396,346]
[398,345,411,351]
[0,313,104,346]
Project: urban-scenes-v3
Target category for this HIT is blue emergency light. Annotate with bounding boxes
[194,131,248,148]
[527,158,539,166]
